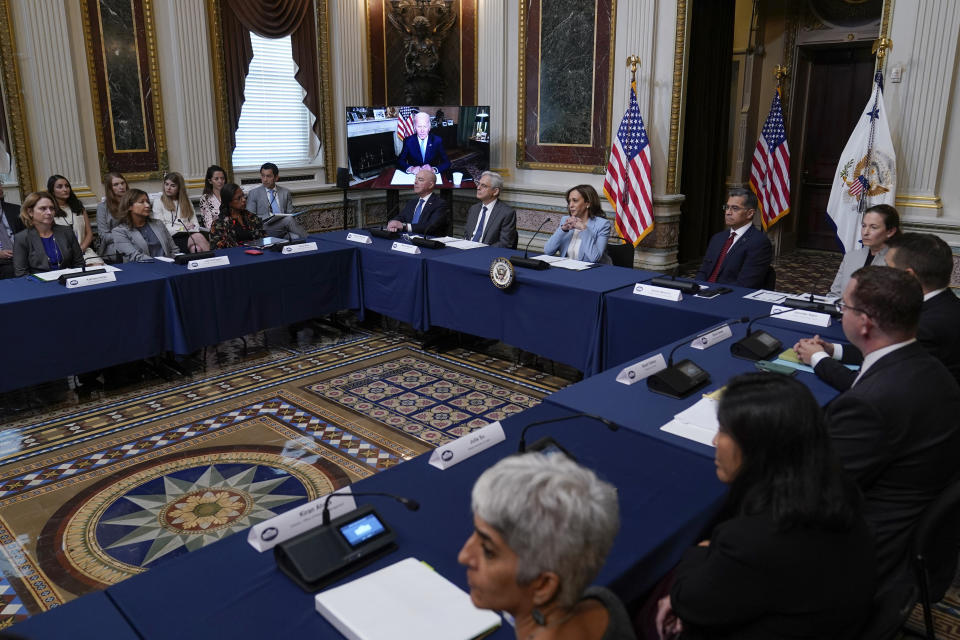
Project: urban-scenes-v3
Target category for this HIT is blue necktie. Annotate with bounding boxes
[420,139,427,162]
[471,206,488,242]
[412,198,425,224]
[268,190,279,213]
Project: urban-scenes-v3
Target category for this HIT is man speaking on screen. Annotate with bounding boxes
[396,111,451,175]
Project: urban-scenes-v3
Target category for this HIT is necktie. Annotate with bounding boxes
[707,232,736,282]
[420,139,427,162]
[412,198,425,224]
[268,190,279,214]
[471,206,488,242]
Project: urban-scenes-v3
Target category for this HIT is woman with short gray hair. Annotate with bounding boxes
[458,453,634,639]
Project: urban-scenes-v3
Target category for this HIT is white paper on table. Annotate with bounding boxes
[660,419,717,447]
[550,258,595,271]
[389,170,445,186]
[674,397,720,432]
[431,236,460,243]
[154,256,175,262]
[785,292,839,304]
[32,265,121,282]
[531,255,565,263]
[743,289,786,303]
[443,239,486,250]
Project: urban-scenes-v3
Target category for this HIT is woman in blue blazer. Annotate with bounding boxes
[543,184,612,263]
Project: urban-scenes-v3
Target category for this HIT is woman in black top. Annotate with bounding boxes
[12,192,85,276]
[209,183,263,249]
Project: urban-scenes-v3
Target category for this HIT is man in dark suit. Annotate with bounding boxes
[823,266,960,590]
[386,169,450,237]
[794,232,960,390]
[0,185,25,279]
[396,112,451,175]
[463,171,517,248]
[694,187,772,288]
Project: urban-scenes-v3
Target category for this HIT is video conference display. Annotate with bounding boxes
[345,105,490,185]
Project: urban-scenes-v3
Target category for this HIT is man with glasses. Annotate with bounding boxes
[822,266,960,592]
[694,187,772,288]
[463,171,517,248]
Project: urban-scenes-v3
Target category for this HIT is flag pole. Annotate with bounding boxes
[627,55,640,86]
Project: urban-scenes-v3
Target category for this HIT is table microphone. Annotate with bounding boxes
[517,411,619,453]
[510,217,552,270]
[58,255,107,284]
[322,491,420,526]
[646,318,749,398]
[782,295,842,318]
[645,275,701,293]
[730,305,827,361]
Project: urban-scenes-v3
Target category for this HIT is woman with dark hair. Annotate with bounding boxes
[543,184,612,263]
[112,189,178,262]
[828,203,900,297]
[655,373,875,639]
[48,174,101,266]
[209,183,263,249]
[199,164,227,228]
[152,172,210,253]
[95,171,128,260]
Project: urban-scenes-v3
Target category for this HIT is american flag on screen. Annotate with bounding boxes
[603,83,653,246]
[396,106,418,140]
[749,89,791,230]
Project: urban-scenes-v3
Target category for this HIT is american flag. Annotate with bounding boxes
[603,83,653,246]
[848,174,869,197]
[396,106,418,140]
[749,89,790,229]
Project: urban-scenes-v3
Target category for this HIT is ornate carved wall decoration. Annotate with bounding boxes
[517,0,617,173]
[81,0,168,179]
[367,0,477,106]
[0,0,35,193]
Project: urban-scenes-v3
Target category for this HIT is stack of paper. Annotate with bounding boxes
[32,265,121,282]
[315,557,501,640]
[531,255,595,270]
[660,397,719,447]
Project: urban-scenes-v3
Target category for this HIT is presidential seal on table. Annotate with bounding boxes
[489,257,515,290]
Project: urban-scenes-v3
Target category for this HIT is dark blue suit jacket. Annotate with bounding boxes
[391,192,450,237]
[396,134,451,173]
[694,225,772,288]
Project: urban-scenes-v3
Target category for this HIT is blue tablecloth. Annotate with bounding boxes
[0,264,171,392]
[10,590,139,639]
[602,282,847,370]
[104,402,725,639]
[425,247,656,374]
[547,323,844,458]
[316,230,463,331]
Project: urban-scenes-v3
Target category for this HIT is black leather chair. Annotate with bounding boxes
[606,242,635,269]
[763,265,776,290]
[911,476,960,639]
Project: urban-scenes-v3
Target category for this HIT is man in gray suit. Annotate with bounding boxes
[464,171,517,248]
[246,162,308,240]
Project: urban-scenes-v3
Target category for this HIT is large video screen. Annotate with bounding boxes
[345,105,490,185]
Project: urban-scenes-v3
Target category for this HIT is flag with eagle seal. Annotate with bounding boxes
[826,71,896,254]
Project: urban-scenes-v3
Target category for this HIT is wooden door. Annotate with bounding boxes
[791,44,874,251]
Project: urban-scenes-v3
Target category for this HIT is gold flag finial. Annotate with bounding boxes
[872,37,892,60]
[774,65,788,86]
[626,55,640,82]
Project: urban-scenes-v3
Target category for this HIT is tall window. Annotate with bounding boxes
[232,33,314,169]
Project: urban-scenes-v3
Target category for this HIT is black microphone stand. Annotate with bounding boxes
[510,217,553,269]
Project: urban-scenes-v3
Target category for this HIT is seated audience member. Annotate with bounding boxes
[694,188,772,288]
[823,266,960,591]
[795,232,960,390]
[152,172,210,253]
[245,162,308,240]
[209,183,264,249]
[0,184,25,279]
[543,184,611,263]
[828,204,899,298]
[13,191,85,276]
[465,171,518,248]
[95,171,128,261]
[198,164,227,228]
[657,372,875,639]
[113,189,178,262]
[459,453,634,640]
[48,174,101,266]
[386,168,450,236]
[396,111,451,174]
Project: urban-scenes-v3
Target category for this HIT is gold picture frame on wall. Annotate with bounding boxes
[80,0,168,180]
[0,0,36,194]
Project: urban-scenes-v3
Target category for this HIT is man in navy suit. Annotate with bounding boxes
[694,187,772,288]
[396,112,451,175]
[386,169,450,237]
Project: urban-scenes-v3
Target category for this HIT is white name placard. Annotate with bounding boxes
[633,283,683,302]
[247,487,357,552]
[187,255,230,270]
[282,241,318,254]
[391,242,421,255]
[65,271,117,289]
[690,324,733,350]
[429,422,505,470]
[345,232,372,244]
[615,353,667,385]
[770,305,832,328]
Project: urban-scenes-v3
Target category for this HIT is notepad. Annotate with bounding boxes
[315,557,501,640]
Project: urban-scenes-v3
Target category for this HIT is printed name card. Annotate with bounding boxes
[633,283,683,302]
[391,242,421,255]
[187,255,230,270]
[690,324,733,350]
[345,232,372,244]
[770,305,832,328]
[247,487,357,552]
[429,422,505,470]
[65,271,117,288]
[282,241,318,254]
[615,353,667,385]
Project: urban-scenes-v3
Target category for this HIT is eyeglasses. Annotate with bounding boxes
[721,204,752,212]
[476,182,494,189]
[836,300,870,316]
